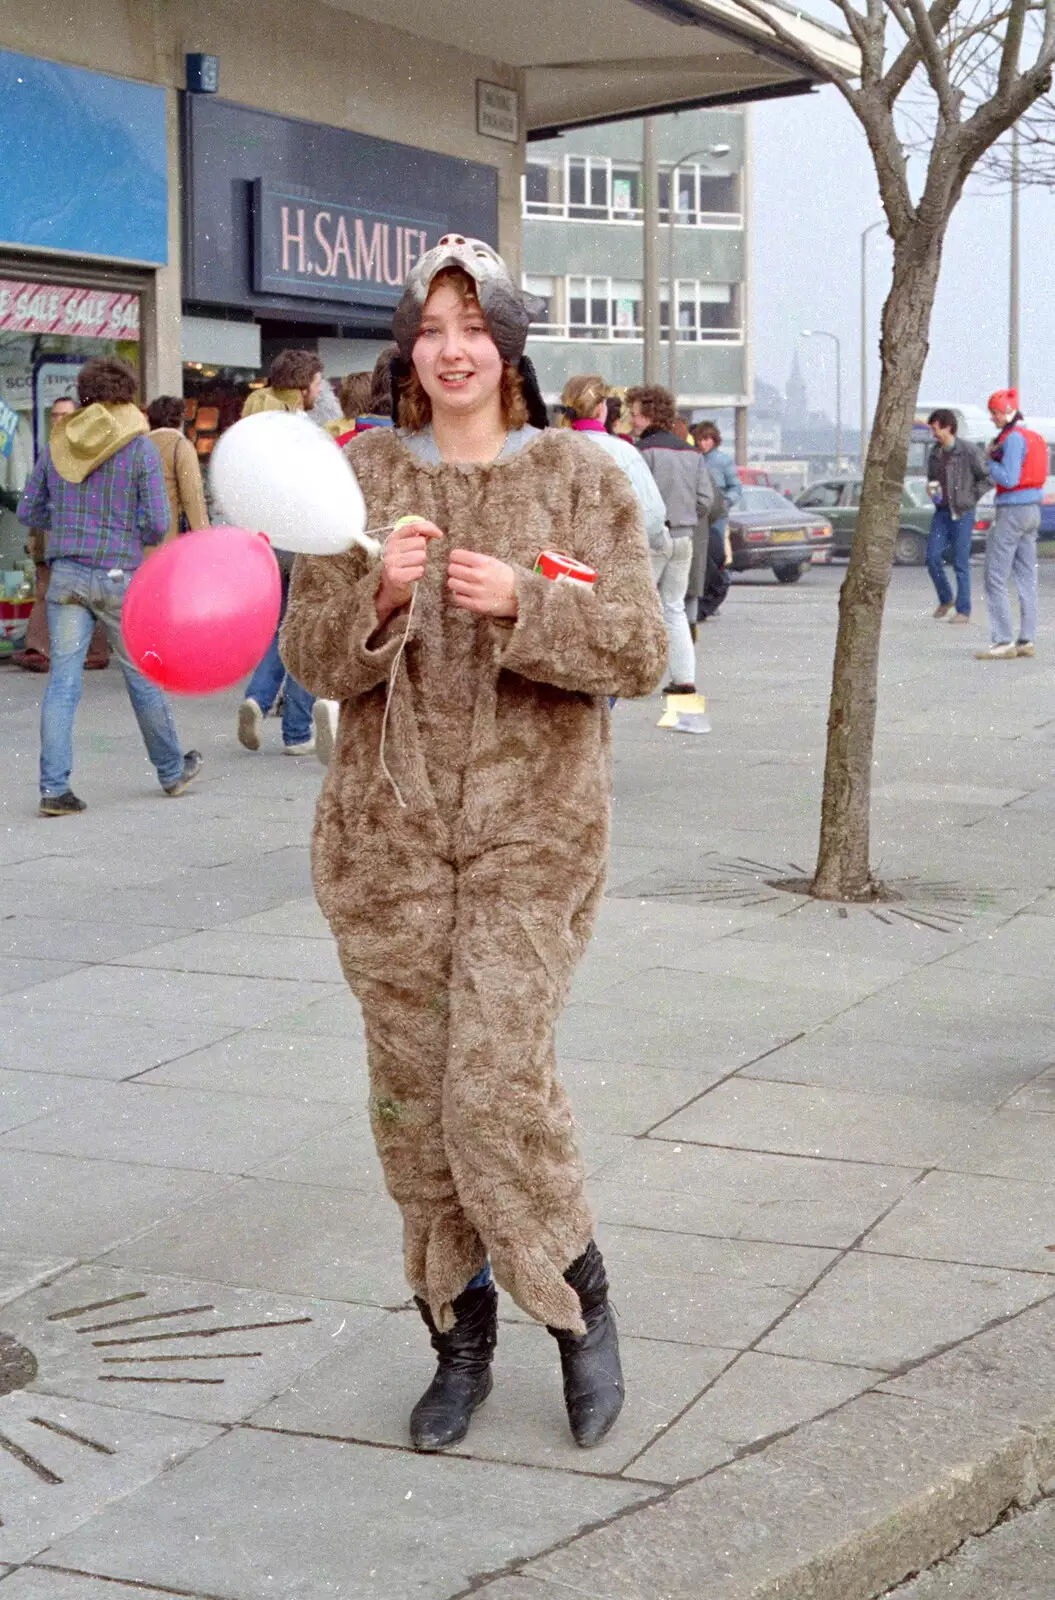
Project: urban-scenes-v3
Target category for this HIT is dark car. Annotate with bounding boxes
[796,476,990,564]
[727,486,833,583]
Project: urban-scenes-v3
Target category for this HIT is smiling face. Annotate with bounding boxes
[412,275,503,422]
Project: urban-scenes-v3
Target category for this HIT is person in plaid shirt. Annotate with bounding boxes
[17,356,201,816]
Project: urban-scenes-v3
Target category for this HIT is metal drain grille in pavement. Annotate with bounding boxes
[608,856,1000,934]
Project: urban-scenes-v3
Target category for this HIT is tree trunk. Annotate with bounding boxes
[811,229,945,900]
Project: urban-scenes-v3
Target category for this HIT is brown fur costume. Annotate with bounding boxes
[280,426,666,1333]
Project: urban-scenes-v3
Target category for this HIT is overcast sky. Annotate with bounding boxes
[751,87,1054,424]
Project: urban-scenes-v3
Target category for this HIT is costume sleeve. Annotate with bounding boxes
[175,436,209,530]
[495,457,667,700]
[280,548,415,701]
[990,431,1025,490]
[17,451,50,531]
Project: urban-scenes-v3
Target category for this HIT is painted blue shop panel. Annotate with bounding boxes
[0,49,168,265]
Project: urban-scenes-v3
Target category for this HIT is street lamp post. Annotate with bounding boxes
[801,329,843,470]
[1009,121,1020,390]
[666,143,732,398]
[860,220,884,467]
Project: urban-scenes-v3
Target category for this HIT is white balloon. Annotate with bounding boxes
[209,411,380,557]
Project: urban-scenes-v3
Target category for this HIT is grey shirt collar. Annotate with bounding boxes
[399,423,540,466]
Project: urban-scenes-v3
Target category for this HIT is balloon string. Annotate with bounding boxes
[378,580,417,811]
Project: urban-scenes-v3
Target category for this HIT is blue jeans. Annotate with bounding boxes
[926,506,974,614]
[41,559,185,797]
[245,574,314,746]
[984,502,1040,645]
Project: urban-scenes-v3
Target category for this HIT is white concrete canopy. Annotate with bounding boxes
[321,0,856,136]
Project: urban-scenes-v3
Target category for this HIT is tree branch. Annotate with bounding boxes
[882,0,960,102]
[832,0,884,82]
[719,0,859,93]
[904,0,961,116]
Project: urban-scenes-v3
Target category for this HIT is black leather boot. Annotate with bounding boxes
[409,1281,497,1451]
[547,1241,625,1448]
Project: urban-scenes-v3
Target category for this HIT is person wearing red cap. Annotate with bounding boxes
[978,389,1045,660]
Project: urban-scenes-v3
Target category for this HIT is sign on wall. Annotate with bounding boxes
[184,96,500,325]
[252,185,442,304]
[0,280,140,339]
[476,81,519,144]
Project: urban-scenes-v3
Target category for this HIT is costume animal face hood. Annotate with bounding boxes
[392,235,545,364]
[390,235,549,430]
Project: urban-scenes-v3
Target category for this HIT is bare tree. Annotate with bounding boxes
[721,0,1055,899]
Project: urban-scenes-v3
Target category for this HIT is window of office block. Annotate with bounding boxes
[523,274,557,325]
[610,279,641,337]
[524,159,563,216]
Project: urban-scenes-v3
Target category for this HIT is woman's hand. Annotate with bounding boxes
[376,518,443,624]
[447,550,519,619]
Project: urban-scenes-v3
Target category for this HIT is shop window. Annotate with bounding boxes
[0,277,142,567]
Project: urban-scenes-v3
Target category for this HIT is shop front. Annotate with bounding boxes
[181,94,500,435]
[0,47,169,570]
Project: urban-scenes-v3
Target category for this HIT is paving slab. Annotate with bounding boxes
[653,1078,989,1166]
[938,1110,1055,1182]
[246,1114,385,1190]
[0,1573,181,1597]
[624,1349,885,1482]
[39,1426,649,1600]
[1005,1064,1055,1113]
[254,1310,726,1475]
[0,1080,348,1175]
[738,1032,1052,1107]
[221,897,331,939]
[0,957,84,996]
[0,1072,117,1138]
[759,1251,1053,1370]
[134,1025,369,1101]
[590,1137,919,1247]
[0,1255,75,1310]
[104,1178,407,1307]
[863,1170,1055,1274]
[0,1011,237,1081]
[555,998,792,1071]
[0,1390,218,1566]
[474,1386,1049,1600]
[1,964,340,1030]
[0,1151,234,1260]
[124,927,344,984]
[0,916,185,964]
[0,1262,380,1426]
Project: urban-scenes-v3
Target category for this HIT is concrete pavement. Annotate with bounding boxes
[1,562,1054,1597]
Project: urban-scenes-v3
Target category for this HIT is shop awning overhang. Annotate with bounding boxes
[322,0,856,137]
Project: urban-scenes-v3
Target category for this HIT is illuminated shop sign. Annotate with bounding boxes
[252,185,440,304]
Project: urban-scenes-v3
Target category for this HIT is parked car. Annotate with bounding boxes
[727,485,833,583]
[1041,477,1055,540]
[795,476,990,564]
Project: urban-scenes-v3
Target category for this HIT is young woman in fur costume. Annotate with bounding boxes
[280,237,667,1453]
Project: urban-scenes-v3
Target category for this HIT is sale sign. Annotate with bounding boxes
[0,280,140,339]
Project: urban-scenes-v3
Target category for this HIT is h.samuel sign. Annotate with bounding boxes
[183,96,498,327]
[253,184,439,304]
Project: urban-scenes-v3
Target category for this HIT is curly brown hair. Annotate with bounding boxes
[397,269,527,432]
[337,371,372,418]
[695,420,722,447]
[268,348,323,390]
[77,356,138,406]
[146,395,184,431]
[625,384,676,434]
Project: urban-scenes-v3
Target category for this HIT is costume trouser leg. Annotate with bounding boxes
[338,853,488,1332]
[340,841,600,1335]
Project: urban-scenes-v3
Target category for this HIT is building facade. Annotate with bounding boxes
[522,110,749,422]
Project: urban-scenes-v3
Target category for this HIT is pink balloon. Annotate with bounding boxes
[123,527,282,694]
